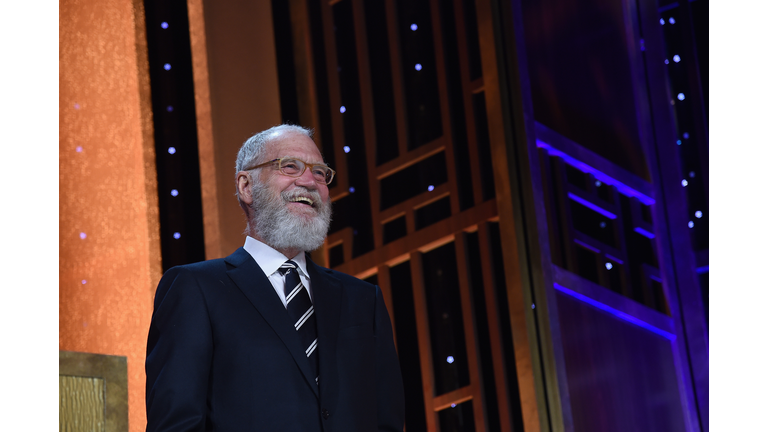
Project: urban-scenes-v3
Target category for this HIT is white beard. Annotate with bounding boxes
[250,181,332,253]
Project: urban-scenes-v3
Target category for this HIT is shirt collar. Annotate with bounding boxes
[243,236,309,279]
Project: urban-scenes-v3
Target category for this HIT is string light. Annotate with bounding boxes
[660,18,665,25]
[681,179,688,187]
[339,106,346,113]
[76,146,83,152]
[161,22,169,29]
[343,146,350,153]
[446,356,454,364]
[173,232,181,239]
[606,262,613,270]
[427,185,434,192]
[673,55,681,63]
[688,221,694,228]
[410,23,418,31]
[168,147,176,154]
[415,63,422,71]
[80,232,87,239]
[669,17,676,24]
[349,187,355,193]
[677,93,685,101]
[170,189,179,197]
[695,211,702,218]
[167,106,173,112]
[164,63,171,70]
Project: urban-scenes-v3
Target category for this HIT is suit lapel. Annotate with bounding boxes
[307,257,342,409]
[225,248,319,398]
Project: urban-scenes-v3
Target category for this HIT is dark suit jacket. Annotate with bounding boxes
[145,247,405,431]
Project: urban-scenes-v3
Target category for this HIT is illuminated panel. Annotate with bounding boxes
[59,1,160,430]
[553,283,675,340]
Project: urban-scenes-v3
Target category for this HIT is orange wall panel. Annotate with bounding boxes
[59,0,161,431]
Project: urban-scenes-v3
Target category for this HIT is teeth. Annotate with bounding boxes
[291,197,314,206]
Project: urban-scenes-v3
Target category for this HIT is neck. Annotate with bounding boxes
[250,230,303,260]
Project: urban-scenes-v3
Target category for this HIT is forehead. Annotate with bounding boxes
[265,130,324,163]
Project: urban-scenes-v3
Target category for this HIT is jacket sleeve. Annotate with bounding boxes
[145,267,213,432]
[374,286,406,432]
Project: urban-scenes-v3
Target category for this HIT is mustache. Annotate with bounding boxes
[281,187,324,206]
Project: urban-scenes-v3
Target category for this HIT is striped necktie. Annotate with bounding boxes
[278,260,319,385]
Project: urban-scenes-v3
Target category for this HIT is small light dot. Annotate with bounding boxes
[673,54,681,63]
[531,304,536,309]
[451,404,457,408]
[677,93,685,101]
[681,179,688,187]
[80,232,87,239]
[164,63,171,70]
[664,59,669,64]
[660,18,665,25]
[349,187,355,193]
[695,211,703,218]
[410,23,418,31]
[606,262,613,270]
[669,17,676,24]
[74,103,80,109]
[167,106,174,112]
[81,280,87,285]
[76,146,83,152]
[161,22,169,29]
[173,232,181,239]
[676,140,682,145]
[427,185,435,192]
[171,189,179,197]
[599,221,606,228]
[343,146,350,153]
[688,221,694,228]
[415,63,422,71]
[168,147,176,154]
[446,356,454,364]
[595,180,602,187]
[689,171,695,178]
[683,132,690,139]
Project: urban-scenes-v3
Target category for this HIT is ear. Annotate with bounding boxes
[237,171,254,205]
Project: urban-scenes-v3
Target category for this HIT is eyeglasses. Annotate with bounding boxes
[245,157,336,185]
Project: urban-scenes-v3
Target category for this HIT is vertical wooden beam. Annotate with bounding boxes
[187,0,221,260]
[427,0,461,216]
[410,251,438,432]
[384,0,410,158]
[454,232,487,432]
[350,0,385,249]
[320,0,351,200]
[451,0,484,207]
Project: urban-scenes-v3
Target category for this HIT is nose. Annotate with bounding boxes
[294,167,319,188]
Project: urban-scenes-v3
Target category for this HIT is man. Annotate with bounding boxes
[145,124,405,431]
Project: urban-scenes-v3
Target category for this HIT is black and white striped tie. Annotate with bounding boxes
[278,260,319,385]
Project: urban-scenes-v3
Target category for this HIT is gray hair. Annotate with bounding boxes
[235,124,315,217]
[235,124,314,174]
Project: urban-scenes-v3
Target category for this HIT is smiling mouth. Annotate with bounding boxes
[289,196,315,207]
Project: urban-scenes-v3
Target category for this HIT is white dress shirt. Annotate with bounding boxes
[243,236,313,308]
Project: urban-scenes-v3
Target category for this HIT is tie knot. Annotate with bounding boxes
[278,260,298,276]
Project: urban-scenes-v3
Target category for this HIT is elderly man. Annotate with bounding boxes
[145,125,405,431]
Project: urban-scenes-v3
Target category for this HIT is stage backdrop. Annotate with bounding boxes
[60,0,160,430]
